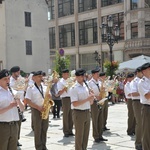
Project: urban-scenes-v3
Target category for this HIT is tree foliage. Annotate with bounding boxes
[54,51,70,77]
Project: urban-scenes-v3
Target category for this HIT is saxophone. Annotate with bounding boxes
[97,80,107,105]
[41,70,59,120]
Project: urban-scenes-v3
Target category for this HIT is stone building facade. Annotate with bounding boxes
[0,0,50,73]
[48,0,150,71]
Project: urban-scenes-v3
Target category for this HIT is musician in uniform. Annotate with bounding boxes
[0,69,24,150]
[70,68,94,150]
[138,63,150,150]
[130,67,143,150]
[57,69,73,137]
[99,72,110,131]
[25,71,50,150]
[124,73,136,136]
[88,68,107,143]
[10,66,26,147]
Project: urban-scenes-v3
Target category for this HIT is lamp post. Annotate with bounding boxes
[93,50,101,67]
[101,15,120,78]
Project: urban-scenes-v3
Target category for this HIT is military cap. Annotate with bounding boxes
[62,69,69,73]
[33,71,43,76]
[99,72,106,77]
[75,68,86,76]
[135,66,142,73]
[91,67,100,74]
[0,69,10,79]
[141,63,150,71]
[10,66,20,73]
[126,73,134,78]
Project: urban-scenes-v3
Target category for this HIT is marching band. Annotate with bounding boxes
[0,62,150,150]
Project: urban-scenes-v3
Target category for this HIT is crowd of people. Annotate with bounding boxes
[0,62,150,150]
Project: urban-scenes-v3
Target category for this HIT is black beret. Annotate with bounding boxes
[10,66,20,73]
[126,73,134,78]
[75,68,86,76]
[99,72,106,77]
[135,66,142,73]
[33,71,43,76]
[62,69,69,73]
[0,69,10,79]
[141,63,150,71]
[91,67,100,74]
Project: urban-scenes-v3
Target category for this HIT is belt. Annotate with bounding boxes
[0,121,17,125]
[132,99,140,101]
[74,109,89,112]
[143,104,150,107]
[61,97,70,98]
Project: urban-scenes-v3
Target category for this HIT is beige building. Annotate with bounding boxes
[0,0,50,73]
[48,0,150,71]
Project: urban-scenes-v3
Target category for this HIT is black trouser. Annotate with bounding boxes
[52,100,62,117]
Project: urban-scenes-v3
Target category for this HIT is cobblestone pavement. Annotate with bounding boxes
[18,102,135,150]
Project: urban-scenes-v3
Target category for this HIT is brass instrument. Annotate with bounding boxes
[12,76,28,99]
[97,80,107,106]
[41,70,59,120]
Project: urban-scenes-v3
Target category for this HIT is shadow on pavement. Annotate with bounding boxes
[57,136,75,146]
[25,130,34,137]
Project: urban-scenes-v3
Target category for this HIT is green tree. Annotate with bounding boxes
[54,51,70,77]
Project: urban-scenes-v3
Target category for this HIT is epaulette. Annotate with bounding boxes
[141,77,145,81]
[29,84,34,88]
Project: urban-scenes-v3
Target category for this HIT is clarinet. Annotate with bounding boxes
[83,80,102,109]
[7,83,23,120]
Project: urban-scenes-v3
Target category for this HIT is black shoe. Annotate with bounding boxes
[99,137,108,141]
[103,127,110,131]
[69,133,75,136]
[135,145,142,150]
[22,118,26,122]
[53,116,56,119]
[17,141,22,146]
[95,138,100,143]
[64,134,69,137]
[57,116,60,118]
[127,132,135,136]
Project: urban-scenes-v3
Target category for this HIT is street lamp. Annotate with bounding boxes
[101,15,120,78]
[93,50,101,67]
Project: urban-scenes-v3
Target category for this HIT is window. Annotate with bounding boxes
[130,0,138,10]
[131,22,138,39]
[25,12,31,27]
[59,23,75,47]
[48,0,55,20]
[145,0,150,8]
[58,0,74,18]
[49,27,56,49]
[102,12,124,41]
[79,53,97,71]
[79,19,98,45]
[145,21,150,38]
[78,0,97,13]
[26,41,32,55]
[101,0,123,7]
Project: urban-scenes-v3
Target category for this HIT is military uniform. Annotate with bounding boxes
[138,63,150,150]
[25,71,49,150]
[124,74,136,136]
[70,68,94,150]
[57,69,73,137]
[88,68,107,143]
[130,75,142,150]
[0,69,21,150]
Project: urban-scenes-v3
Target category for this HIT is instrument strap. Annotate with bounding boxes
[34,83,44,99]
[92,80,100,92]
